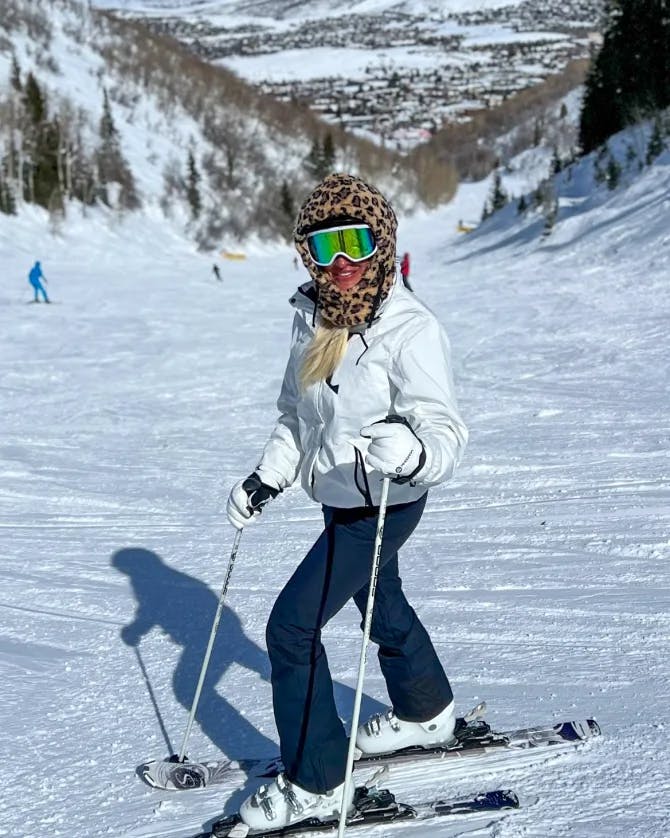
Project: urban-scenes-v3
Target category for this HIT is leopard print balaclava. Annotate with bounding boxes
[294,173,398,329]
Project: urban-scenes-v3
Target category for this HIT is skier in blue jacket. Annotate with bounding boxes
[28,261,50,303]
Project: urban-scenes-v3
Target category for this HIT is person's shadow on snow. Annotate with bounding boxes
[112,546,276,762]
[112,546,385,812]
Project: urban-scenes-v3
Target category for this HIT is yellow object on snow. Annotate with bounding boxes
[221,250,247,261]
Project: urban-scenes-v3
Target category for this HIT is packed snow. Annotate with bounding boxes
[1,141,669,838]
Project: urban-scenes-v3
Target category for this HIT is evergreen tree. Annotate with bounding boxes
[579,0,670,153]
[280,180,294,221]
[304,135,336,180]
[322,133,336,174]
[100,89,117,142]
[19,73,62,210]
[0,170,17,215]
[23,72,45,126]
[70,144,97,206]
[95,91,140,210]
[551,147,563,175]
[646,116,665,163]
[279,180,296,241]
[489,170,508,212]
[625,142,639,169]
[593,144,609,184]
[186,150,201,219]
[305,138,323,179]
[33,118,62,210]
[606,153,622,189]
[10,54,21,92]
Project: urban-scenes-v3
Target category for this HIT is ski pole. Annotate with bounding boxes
[173,527,243,763]
[135,646,174,756]
[337,477,391,838]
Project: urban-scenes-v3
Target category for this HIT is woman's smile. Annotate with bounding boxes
[326,255,367,291]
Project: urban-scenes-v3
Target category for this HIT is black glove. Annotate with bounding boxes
[227,472,280,529]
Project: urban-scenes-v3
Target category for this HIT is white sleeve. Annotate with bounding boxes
[389,316,468,486]
[254,317,305,490]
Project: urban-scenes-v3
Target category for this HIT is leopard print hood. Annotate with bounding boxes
[294,173,398,329]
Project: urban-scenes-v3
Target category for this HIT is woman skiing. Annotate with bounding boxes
[226,173,468,831]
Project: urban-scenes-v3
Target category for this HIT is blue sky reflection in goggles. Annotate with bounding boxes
[306,224,377,267]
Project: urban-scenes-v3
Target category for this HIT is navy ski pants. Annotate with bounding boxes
[265,492,453,793]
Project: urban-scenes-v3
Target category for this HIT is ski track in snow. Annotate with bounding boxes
[1,161,669,837]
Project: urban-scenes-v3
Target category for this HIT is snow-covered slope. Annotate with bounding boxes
[1,127,669,837]
[0,0,434,246]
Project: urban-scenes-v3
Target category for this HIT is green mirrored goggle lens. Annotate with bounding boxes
[306,225,376,266]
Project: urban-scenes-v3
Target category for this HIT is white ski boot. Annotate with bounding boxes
[356,701,457,755]
[239,772,354,831]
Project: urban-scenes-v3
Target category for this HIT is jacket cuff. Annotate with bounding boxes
[254,464,286,492]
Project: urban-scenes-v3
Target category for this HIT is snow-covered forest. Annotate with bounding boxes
[0,0,465,248]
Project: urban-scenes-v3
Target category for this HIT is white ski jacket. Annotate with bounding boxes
[255,278,468,509]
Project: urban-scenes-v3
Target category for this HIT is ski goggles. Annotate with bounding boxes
[306,224,377,267]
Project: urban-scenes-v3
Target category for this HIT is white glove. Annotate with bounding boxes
[360,417,425,482]
[226,472,279,530]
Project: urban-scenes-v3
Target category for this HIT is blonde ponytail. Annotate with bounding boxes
[300,322,349,391]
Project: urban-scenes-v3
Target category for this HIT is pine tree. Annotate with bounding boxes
[0,171,17,215]
[646,116,665,163]
[304,135,337,181]
[489,170,508,212]
[551,147,563,175]
[95,90,140,210]
[279,180,296,241]
[280,180,294,221]
[33,119,62,210]
[322,133,336,174]
[579,0,670,153]
[305,138,323,179]
[24,72,45,126]
[19,73,62,210]
[606,154,622,189]
[10,54,21,92]
[100,89,117,142]
[593,145,608,184]
[186,150,201,219]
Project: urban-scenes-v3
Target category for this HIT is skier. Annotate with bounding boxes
[28,260,50,303]
[226,173,468,831]
[213,264,222,282]
[400,251,413,290]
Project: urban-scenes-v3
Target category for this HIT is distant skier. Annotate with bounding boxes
[28,261,50,303]
[212,264,222,282]
[400,251,413,290]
